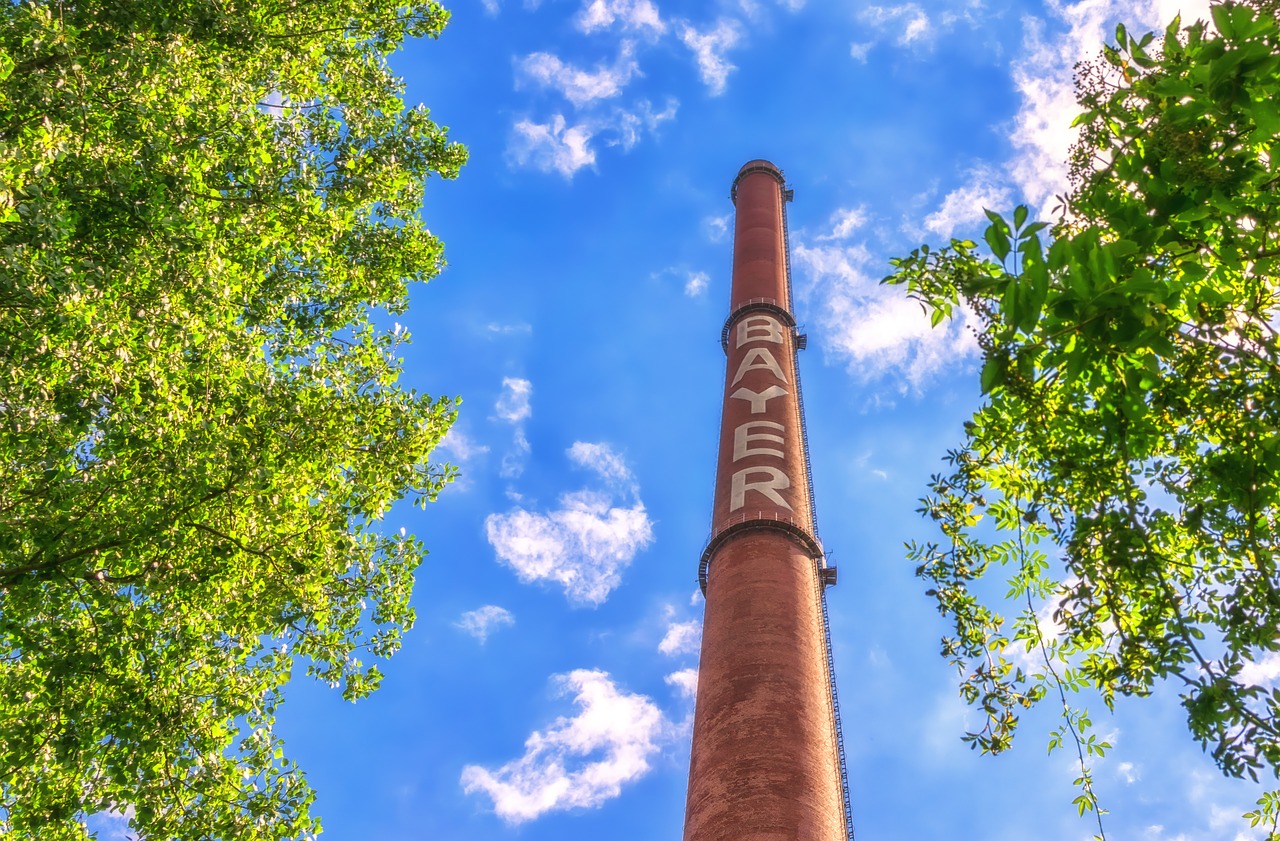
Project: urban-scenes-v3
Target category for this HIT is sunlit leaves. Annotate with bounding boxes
[0,1,465,838]
[886,1,1280,835]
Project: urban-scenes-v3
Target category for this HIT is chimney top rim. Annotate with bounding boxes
[737,158,781,176]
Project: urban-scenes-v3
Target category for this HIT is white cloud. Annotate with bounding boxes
[500,428,531,479]
[517,45,640,108]
[659,619,702,656]
[705,213,731,241]
[495,377,533,424]
[460,669,669,823]
[849,41,874,62]
[575,0,665,36]
[86,805,136,841]
[496,379,533,478]
[922,164,1014,239]
[684,271,709,297]
[677,19,743,95]
[860,3,933,46]
[438,427,490,463]
[817,206,869,241]
[665,668,699,699]
[455,605,516,642]
[651,264,710,297]
[486,321,533,336]
[487,445,653,604]
[793,239,979,389]
[1002,0,1212,217]
[609,97,678,150]
[509,101,671,177]
[567,441,635,487]
[1117,760,1140,784]
[1238,652,1280,688]
[486,492,652,604]
[510,115,598,177]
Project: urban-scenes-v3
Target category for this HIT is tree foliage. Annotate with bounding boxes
[886,1,1280,834]
[0,1,465,837]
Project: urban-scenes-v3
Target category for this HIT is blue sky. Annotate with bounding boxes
[134,0,1280,838]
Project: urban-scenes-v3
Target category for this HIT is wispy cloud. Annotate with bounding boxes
[609,97,678,149]
[705,213,731,242]
[658,619,702,656]
[567,441,635,488]
[86,805,136,841]
[817,206,869,241]
[486,321,533,336]
[486,443,653,604]
[664,668,699,699]
[992,0,1213,218]
[500,429,531,480]
[677,19,743,95]
[510,115,599,177]
[652,265,711,297]
[455,605,516,642]
[794,214,979,390]
[438,427,491,463]
[1117,761,1141,784]
[495,377,533,424]
[509,101,673,177]
[575,0,666,36]
[1238,652,1280,688]
[849,41,874,62]
[460,669,670,823]
[684,271,709,297]
[859,3,933,46]
[495,378,534,478]
[921,164,1014,239]
[517,44,640,108]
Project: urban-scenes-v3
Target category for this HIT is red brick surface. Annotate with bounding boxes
[683,161,844,841]
[684,533,844,841]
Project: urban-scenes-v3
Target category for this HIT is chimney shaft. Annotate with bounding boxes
[683,160,848,841]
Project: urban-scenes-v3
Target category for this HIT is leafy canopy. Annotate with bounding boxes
[886,1,1280,835]
[0,1,465,838]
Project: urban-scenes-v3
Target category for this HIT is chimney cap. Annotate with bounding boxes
[737,158,781,176]
[730,159,786,204]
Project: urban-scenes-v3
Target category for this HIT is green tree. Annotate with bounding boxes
[0,2,465,838]
[886,2,1280,835]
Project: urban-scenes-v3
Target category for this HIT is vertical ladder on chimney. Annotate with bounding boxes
[785,181,853,840]
[818,576,855,841]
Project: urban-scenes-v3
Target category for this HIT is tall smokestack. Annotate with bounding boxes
[683,160,851,841]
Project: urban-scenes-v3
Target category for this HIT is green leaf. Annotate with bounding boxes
[887,6,1280,835]
[980,355,1007,393]
[0,2,466,837]
[1211,3,1234,39]
[985,221,1012,262]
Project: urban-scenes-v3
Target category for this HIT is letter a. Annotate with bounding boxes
[732,347,787,385]
[730,466,793,511]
